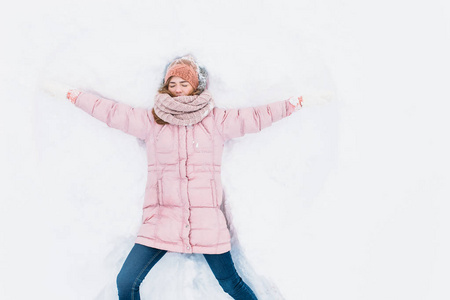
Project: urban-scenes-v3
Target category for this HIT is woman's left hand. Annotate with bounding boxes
[288,96,303,112]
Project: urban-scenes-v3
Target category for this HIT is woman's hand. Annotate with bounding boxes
[40,79,80,103]
[289,91,333,111]
[66,89,81,104]
[288,96,303,112]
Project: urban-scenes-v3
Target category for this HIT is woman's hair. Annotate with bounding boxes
[152,110,169,125]
[151,76,202,125]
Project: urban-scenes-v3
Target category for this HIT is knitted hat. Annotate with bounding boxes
[164,60,198,90]
[162,55,208,92]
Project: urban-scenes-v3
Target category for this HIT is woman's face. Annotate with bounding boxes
[168,76,194,96]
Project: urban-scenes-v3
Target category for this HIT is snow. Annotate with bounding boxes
[1,0,450,299]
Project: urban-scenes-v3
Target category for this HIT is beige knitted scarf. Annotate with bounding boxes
[153,90,215,126]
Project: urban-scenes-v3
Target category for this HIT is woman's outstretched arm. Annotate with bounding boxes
[71,90,152,140]
[212,96,301,141]
[213,92,332,141]
[41,80,153,140]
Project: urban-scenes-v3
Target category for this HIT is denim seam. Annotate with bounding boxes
[131,250,163,300]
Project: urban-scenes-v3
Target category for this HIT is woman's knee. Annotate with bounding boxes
[116,270,138,294]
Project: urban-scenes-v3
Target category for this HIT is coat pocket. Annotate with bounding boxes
[157,179,163,206]
[210,179,217,207]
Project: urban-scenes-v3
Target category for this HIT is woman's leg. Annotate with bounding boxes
[116,243,167,300]
[203,251,258,300]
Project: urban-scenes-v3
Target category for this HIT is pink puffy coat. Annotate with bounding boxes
[74,91,296,254]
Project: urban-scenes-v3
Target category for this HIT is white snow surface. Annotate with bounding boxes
[1,0,450,299]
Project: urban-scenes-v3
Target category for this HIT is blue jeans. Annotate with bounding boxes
[117,243,258,300]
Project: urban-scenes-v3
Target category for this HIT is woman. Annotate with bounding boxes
[44,55,307,299]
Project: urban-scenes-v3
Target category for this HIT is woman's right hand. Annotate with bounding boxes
[67,89,81,104]
[40,79,78,103]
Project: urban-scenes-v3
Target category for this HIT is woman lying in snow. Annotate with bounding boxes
[43,54,330,300]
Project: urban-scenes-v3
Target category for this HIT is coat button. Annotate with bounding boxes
[186,246,190,250]
[185,224,189,228]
